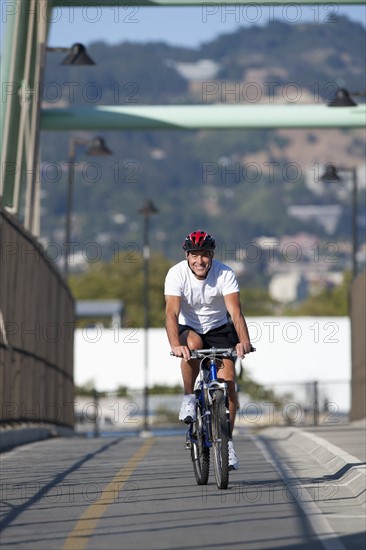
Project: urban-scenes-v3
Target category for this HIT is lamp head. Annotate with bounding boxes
[85,137,112,156]
[328,88,357,107]
[138,199,159,217]
[320,164,341,182]
[61,43,95,65]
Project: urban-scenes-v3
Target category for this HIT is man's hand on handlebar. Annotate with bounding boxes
[235,342,254,359]
[170,345,191,361]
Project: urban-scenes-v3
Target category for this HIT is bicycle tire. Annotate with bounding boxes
[191,404,210,485]
[211,390,230,489]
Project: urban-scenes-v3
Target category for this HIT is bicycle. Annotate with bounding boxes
[182,346,255,490]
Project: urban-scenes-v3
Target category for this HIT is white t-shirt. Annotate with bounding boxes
[164,259,239,334]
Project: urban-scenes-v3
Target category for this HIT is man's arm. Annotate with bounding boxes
[224,292,252,358]
[165,295,191,360]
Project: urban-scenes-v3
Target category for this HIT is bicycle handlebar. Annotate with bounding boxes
[170,346,256,358]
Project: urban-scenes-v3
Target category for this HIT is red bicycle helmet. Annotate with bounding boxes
[182,230,216,252]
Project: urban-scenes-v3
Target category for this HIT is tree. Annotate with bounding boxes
[240,288,278,316]
[69,252,172,327]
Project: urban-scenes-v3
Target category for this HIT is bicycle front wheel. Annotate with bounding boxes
[191,404,210,485]
[211,390,230,489]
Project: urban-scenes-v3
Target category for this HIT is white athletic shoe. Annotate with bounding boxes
[228,440,239,470]
[179,394,196,423]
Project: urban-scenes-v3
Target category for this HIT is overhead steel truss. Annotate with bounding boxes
[42,104,365,131]
[51,1,364,5]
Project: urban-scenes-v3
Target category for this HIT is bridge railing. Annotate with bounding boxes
[350,269,366,421]
[0,206,75,428]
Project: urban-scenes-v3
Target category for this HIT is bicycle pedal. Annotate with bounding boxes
[185,440,192,450]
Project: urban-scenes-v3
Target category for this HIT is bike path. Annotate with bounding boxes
[1,430,325,550]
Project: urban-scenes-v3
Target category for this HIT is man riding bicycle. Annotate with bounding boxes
[164,230,252,470]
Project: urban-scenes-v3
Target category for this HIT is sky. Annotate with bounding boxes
[45,5,366,49]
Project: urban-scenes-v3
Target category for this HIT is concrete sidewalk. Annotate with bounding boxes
[0,423,75,453]
[260,419,366,502]
[302,419,366,463]
[259,419,365,548]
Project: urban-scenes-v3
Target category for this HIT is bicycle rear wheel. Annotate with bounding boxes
[191,404,210,485]
[211,390,230,489]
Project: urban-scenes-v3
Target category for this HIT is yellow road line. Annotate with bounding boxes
[63,437,154,550]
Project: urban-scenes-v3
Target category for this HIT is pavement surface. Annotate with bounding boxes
[0,420,365,549]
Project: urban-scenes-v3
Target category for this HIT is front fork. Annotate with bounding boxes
[225,392,232,440]
[212,386,231,440]
[186,388,212,449]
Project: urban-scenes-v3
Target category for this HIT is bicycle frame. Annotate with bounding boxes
[187,348,234,450]
[174,345,255,488]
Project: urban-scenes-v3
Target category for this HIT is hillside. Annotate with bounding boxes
[40,17,365,283]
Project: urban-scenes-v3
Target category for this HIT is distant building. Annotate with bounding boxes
[168,59,220,81]
[269,273,308,303]
[287,205,342,234]
[75,300,124,328]
[269,271,343,304]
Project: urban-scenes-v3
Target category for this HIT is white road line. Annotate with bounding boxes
[252,434,347,550]
[326,515,366,518]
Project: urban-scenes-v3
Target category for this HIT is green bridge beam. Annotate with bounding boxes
[41,104,365,130]
[50,1,365,6]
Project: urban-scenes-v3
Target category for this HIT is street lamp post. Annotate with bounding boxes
[321,164,359,279]
[64,136,112,278]
[138,199,159,433]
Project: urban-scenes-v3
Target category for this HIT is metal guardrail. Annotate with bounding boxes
[74,379,350,435]
[236,380,350,426]
[0,206,75,428]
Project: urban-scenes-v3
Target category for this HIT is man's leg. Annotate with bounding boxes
[179,329,203,394]
[178,329,203,423]
[218,358,237,433]
[219,358,239,470]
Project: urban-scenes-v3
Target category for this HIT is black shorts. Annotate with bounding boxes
[178,322,239,351]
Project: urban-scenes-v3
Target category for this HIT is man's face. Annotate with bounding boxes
[186,250,213,280]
